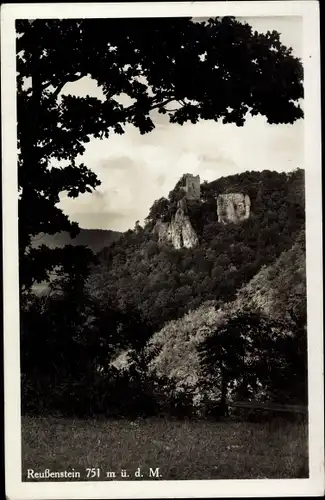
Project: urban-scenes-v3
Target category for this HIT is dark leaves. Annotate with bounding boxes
[17,17,304,288]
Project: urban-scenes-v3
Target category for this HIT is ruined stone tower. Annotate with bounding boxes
[217,193,251,224]
[182,174,201,200]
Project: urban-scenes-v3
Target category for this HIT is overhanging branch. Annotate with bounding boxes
[51,73,87,99]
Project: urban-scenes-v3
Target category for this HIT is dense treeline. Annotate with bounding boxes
[20,169,307,418]
[17,16,305,420]
[144,229,307,416]
[88,169,304,330]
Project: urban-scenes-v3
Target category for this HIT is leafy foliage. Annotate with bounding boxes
[89,169,305,330]
[17,17,303,289]
[21,272,154,416]
[135,226,307,412]
[18,17,306,418]
[237,228,306,320]
[198,309,307,409]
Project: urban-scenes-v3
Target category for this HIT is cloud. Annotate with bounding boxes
[59,113,303,231]
[57,16,304,232]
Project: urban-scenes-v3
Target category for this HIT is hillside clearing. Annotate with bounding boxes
[21,416,308,481]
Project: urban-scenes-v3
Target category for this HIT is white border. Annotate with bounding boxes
[1,2,323,499]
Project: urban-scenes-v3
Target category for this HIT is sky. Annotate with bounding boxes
[58,16,304,232]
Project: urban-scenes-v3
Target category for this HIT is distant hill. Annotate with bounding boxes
[88,168,305,330]
[144,229,306,385]
[31,228,121,254]
[31,228,121,294]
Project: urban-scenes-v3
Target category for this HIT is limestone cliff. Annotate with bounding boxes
[217,193,251,224]
[155,198,199,250]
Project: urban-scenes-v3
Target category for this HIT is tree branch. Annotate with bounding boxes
[40,80,53,92]
[150,98,176,111]
[117,96,175,122]
[51,73,87,99]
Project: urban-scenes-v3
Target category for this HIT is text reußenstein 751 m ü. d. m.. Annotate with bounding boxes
[26,467,162,480]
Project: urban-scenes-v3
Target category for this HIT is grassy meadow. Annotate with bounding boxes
[21,416,308,481]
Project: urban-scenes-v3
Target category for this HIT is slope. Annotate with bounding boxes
[145,229,306,395]
[88,168,305,331]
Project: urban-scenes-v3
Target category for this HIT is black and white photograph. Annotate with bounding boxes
[2,1,323,499]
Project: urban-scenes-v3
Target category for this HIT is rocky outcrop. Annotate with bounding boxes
[155,220,172,244]
[154,191,250,248]
[217,193,251,224]
[155,198,199,250]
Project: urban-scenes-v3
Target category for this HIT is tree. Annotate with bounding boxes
[21,245,97,377]
[20,264,155,415]
[146,197,170,225]
[17,16,303,289]
[198,309,295,415]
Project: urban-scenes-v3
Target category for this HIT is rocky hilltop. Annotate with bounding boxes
[152,174,252,249]
[89,168,305,334]
[154,198,199,249]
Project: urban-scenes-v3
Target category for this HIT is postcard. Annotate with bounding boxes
[2,1,324,499]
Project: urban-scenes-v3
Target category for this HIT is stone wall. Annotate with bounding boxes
[217,193,251,224]
[183,174,201,200]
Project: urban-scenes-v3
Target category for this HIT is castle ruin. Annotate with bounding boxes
[217,193,251,224]
[182,174,201,200]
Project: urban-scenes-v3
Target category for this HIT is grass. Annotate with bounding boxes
[21,415,308,481]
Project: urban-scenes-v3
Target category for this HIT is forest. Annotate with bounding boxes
[21,168,307,419]
[16,16,305,421]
